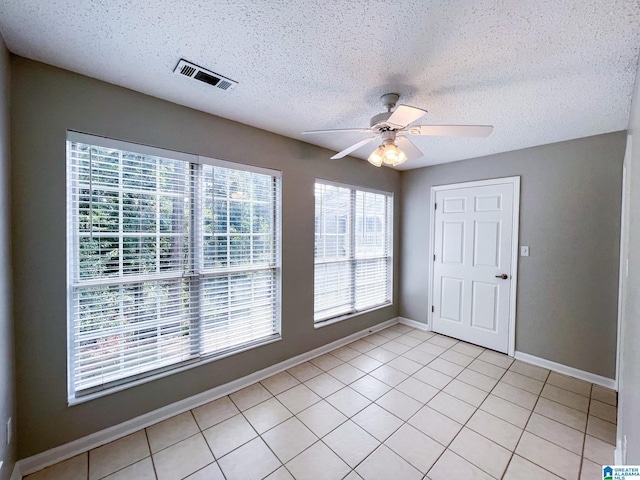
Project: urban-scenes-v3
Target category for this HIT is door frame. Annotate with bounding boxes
[427,176,521,356]
[615,134,631,392]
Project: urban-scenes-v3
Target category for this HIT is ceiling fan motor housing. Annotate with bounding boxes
[380,130,397,145]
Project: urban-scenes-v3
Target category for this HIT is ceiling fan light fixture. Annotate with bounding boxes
[368,143,407,167]
[381,144,407,166]
[390,148,407,166]
[368,146,385,167]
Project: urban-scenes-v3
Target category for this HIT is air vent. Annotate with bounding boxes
[173,59,238,92]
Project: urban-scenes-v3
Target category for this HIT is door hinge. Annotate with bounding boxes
[431,305,434,313]
[433,254,436,261]
[434,203,437,210]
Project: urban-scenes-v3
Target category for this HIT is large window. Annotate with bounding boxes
[67,132,280,400]
[314,181,393,323]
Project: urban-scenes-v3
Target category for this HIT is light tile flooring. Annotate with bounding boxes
[26,324,618,480]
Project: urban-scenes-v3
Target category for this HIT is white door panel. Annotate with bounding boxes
[442,222,465,264]
[432,181,516,353]
[474,221,500,267]
[440,277,463,323]
[443,197,466,213]
[471,281,498,331]
[475,194,502,212]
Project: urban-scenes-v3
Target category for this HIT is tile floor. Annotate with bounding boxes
[25,324,618,480]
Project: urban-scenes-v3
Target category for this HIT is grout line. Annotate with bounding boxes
[433,344,585,478]
[502,365,594,479]
[580,384,595,474]
[146,431,201,454]
[246,363,380,474]
[499,374,540,480]
[319,393,411,473]
[195,394,273,476]
[142,429,159,480]
[91,431,159,480]
[357,335,505,478]
[219,330,552,479]
[290,328,433,474]
[275,384,379,473]
[40,325,617,480]
[190,407,221,479]
[501,454,516,479]
[235,398,286,479]
[434,352,513,479]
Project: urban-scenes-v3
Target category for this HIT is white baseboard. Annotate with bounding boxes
[398,317,430,331]
[16,317,399,478]
[514,351,616,390]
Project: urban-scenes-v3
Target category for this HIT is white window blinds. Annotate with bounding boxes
[67,133,280,399]
[314,181,393,322]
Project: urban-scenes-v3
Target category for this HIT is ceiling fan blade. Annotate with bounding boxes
[330,136,378,159]
[302,128,374,135]
[396,136,424,161]
[386,105,428,129]
[405,125,494,137]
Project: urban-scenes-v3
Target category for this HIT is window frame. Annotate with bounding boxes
[313,179,394,326]
[66,131,282,404]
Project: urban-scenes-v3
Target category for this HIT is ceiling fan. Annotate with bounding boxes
[301,93,493,167]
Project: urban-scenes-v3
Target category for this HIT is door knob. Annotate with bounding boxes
[495,274,509,279]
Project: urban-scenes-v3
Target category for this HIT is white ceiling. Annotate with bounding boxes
[0,1,639,170]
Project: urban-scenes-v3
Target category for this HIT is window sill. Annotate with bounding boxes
[314,303,393,329]
[68,334,282,406]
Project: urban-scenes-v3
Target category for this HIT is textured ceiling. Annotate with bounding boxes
[1,1,639,170]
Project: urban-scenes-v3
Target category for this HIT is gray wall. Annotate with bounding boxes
[400,132,625,379]
[0,37,15,480]
[618,58,640,463]
[10,57,401,458]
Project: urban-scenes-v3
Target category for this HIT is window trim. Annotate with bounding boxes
[313,179,394,326]
[66,132,282,405]
[313,303,392,329]
[313,178,392,197]
[68,335,282,405]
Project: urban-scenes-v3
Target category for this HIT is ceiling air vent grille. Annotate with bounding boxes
[173,59,238,92]
[180,64,196,77]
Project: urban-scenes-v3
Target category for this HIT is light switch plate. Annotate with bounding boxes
[520,246,529,256]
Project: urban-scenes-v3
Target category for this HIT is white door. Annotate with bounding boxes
[432,180,517,353]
